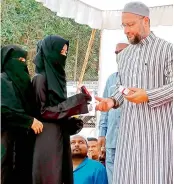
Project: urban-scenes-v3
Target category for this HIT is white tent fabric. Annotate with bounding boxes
[36,0,173,30]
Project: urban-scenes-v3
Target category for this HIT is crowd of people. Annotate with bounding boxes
[1,1,173,184]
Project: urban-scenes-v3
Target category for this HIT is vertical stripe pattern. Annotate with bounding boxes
[112,32,173,184]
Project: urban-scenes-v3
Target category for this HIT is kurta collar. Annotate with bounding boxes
[140,31,156,45]
[74,157,88,172]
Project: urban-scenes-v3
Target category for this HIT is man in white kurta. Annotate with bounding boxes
[96,2,173,184]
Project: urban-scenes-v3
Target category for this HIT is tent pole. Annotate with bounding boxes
[77,29,96,90]
[74,32,79,82]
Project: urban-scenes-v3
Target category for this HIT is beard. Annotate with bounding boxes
[71,149,87,159]
[127,34,141,45]
[72,153,87,159]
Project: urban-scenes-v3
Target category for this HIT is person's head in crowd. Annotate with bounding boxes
[87,137,99,160]
[71,135,88,159]
[115,41,129,55]
[122,1,150,44]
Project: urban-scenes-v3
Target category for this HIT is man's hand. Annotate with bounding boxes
[95,97,115,112]
[88,151,93,159]
[124,87,148,104]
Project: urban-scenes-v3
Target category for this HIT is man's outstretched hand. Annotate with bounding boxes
[95,97,115,112]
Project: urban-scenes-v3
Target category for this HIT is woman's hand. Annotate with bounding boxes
[31,118,43,134]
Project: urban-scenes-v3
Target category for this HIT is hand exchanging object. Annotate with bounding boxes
[95,97,115,112]
[124,87,149,104]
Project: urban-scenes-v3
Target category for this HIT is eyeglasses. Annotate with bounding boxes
[121,17,145,29]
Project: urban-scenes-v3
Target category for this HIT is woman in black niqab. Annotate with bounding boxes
[1,45,43,184]
[32,35,90,184]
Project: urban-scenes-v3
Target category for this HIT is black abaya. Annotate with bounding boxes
[32,74,89,184]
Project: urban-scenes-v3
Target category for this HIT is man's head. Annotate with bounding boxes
[115,42,129,54]
[87,137,99,160]
[71,135,88,159]
[122,2,150,44]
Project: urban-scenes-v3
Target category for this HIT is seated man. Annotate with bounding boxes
[71,135,108,184]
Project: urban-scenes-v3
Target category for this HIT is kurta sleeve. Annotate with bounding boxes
[147,43,173,108]
[32,75,89,120]
[1,106,33,129]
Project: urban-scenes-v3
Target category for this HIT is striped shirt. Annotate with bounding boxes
[98,72,121,148]
[112,32,173,184]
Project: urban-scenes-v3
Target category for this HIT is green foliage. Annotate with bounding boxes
[1,0,100,80]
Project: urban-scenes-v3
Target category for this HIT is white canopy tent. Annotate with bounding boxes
[35,0,173,136]
[36,0,173,29]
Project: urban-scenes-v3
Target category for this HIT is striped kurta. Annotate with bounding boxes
[112,32,173,184]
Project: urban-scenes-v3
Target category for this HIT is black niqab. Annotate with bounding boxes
[33,35,69,106]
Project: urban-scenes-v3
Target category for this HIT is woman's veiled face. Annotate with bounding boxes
[60,44,68,56]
